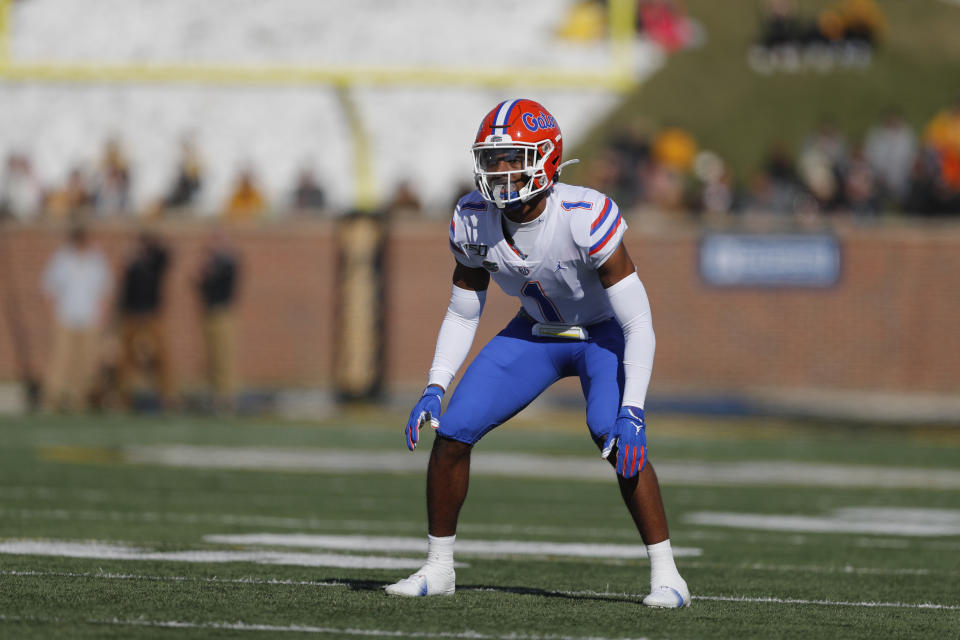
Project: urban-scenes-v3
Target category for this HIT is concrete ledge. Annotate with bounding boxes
[3,381,958,425]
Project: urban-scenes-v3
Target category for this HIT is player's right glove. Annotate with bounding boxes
[405,385,444,451]
[601,405,647,478]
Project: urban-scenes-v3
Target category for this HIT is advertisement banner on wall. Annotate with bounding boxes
[699,233,842,288]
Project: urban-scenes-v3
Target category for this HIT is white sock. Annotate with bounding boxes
[646,539,683,588]
[426,534,455,568]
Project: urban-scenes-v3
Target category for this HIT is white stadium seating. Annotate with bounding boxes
[0,0,662,214]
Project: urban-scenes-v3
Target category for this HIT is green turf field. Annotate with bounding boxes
[0,408,958,639]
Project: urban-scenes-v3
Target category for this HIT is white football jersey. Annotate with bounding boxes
[449,183,626,326]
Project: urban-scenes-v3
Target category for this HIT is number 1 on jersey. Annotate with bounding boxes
[521,281,563,323]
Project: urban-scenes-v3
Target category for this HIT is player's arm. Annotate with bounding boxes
[597,242,635,288]
[598,243,656,477]
[452,261,491,293]
[404,262,489,451]
[428,262,489,393]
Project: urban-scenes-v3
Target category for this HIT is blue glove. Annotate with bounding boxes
[601,406,647,478]
[405,385,444,451]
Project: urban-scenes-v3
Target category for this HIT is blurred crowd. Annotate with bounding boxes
[0,133,442,224]
[558,0,700,53]
[587,95,960,226]
[5,92,960,228]
[0,136,330,225]
[750,0,886,73]
[35,224,241,415]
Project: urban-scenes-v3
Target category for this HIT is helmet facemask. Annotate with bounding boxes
[472,136,556,209]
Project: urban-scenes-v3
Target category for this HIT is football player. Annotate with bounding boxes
[385,99,690,608]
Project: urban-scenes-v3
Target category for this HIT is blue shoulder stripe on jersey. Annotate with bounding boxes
[561,200,593,211]
[590,198,614,235]
[589,210,623,255]
[460,201,486,211]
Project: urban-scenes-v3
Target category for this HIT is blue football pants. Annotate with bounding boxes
[438,314,626,446]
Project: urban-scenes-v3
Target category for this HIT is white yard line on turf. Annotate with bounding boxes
[2,506,957,551]
[202,533,702,558]
[121,445,960,489]
[0,537,699,565]
[517,589,960,611]
[113,620,652,639]
[0,506,421,532]
[0,506,639,540]
[1,614,652,639]
[4,569,959,611]
[692,595,960,610]
[1,569,348,586]
[681,561,932,576]
[0,540,434,570]
[0,486,109,501]
[685,507,960,537]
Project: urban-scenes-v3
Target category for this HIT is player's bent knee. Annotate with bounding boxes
[431,434,473,462]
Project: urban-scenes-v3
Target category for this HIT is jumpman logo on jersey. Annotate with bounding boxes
[554,262,566,273]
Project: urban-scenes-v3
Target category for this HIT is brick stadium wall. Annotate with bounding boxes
[1,220,959,396]
[0,222,338,390]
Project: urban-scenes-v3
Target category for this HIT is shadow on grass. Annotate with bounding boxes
[323,578,637,605]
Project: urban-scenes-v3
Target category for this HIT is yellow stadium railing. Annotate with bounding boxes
[0,0,10,64]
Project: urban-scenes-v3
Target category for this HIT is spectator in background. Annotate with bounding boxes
[841,144,880,217]
[798,144,840,211]
[290,166,326,215]
[652,126,697,172]
[837,0,886,49]
[691,150,737,217]
[556,0,606,42]
[743,142,802,216]
[802,117,849,169]
[758,0,801,51]
[648,126,697,212]
[41,224,112,412]
[584,149,624,206]
[196,230,240,412]
[743,172,795,217]
[164,136,204,212]
[222,168,267,223]
[751,0,884,72]
[608,124,653,209]
[798,118,848,211]
[637,0,697,53]
[811,0,884,70]
[117,231,177,411]
[924,93,960,200]
[904,147,948,216]
[386,179,423,219]
[864,109,917,207]
[448,180,476,212]
[750,0,806,73]
[92,137,132,218]
[0,152,44,222]
[44,167,92,223]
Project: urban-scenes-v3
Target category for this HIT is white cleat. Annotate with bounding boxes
[642,582,691,608]
[384,565,455,597]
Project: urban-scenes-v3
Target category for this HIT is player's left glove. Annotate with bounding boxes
[405,385,444,451]
[601,406,647,478]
